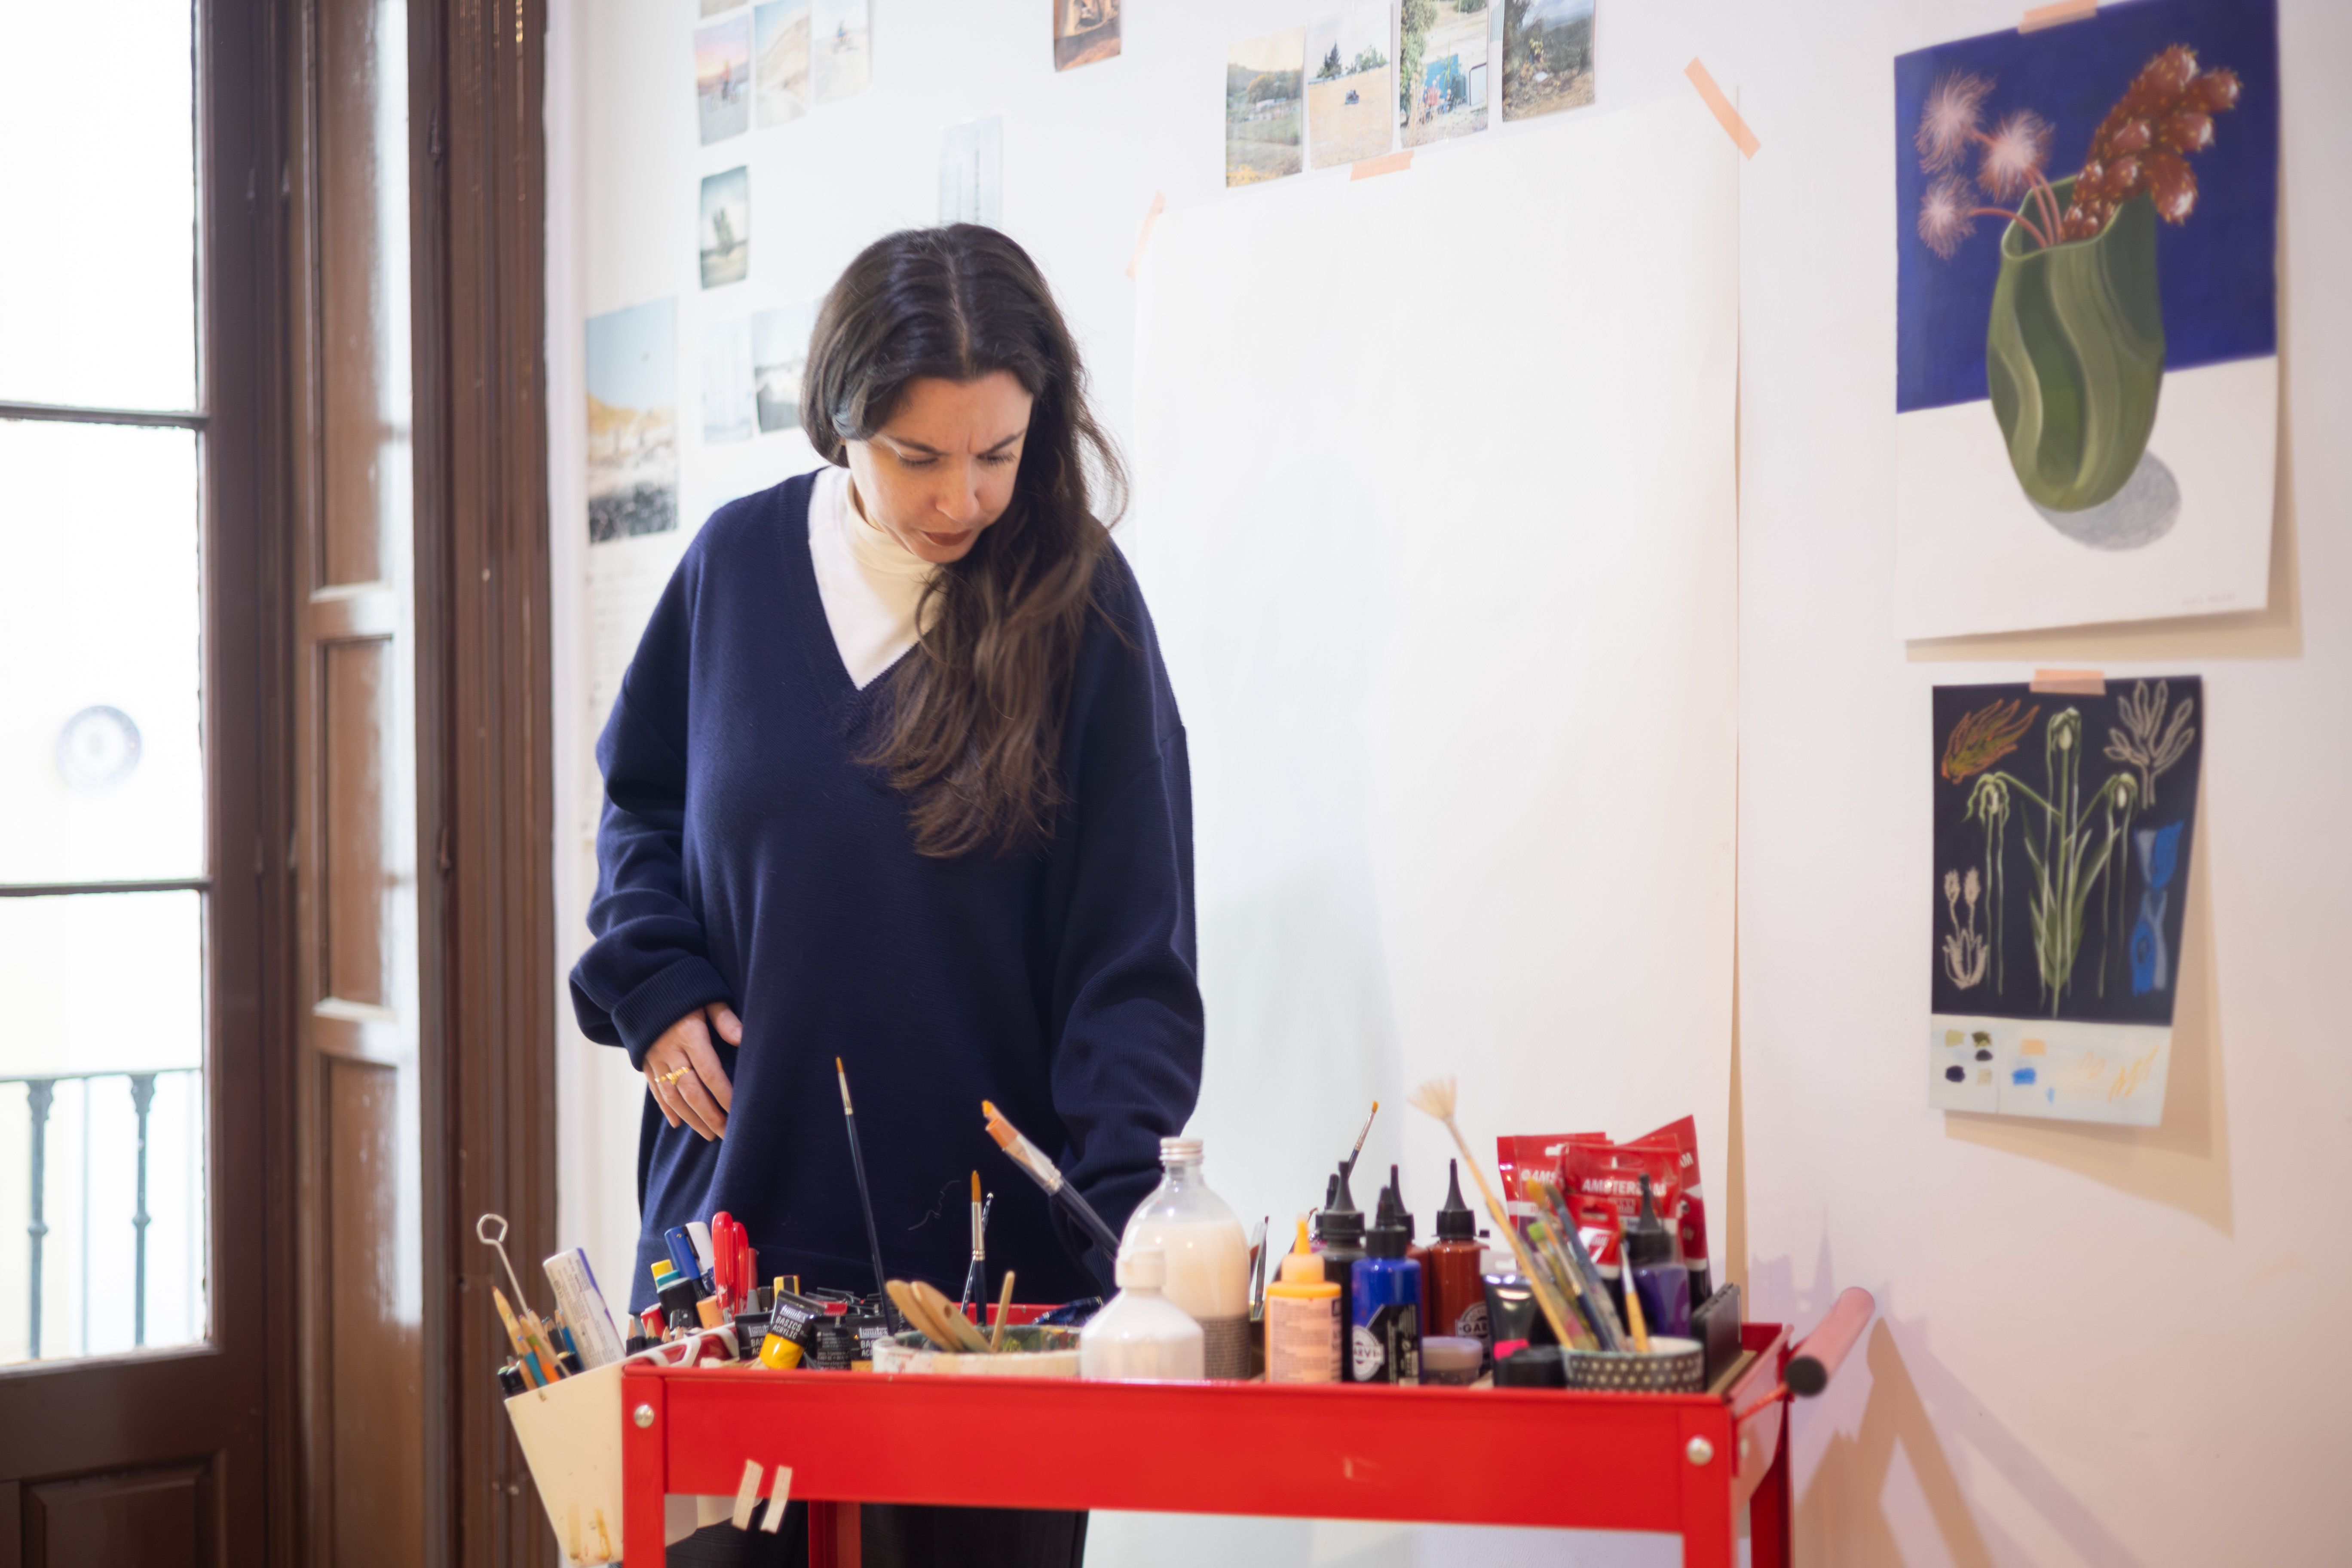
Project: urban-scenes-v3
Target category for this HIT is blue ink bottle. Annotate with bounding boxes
[1350,1179,1422,1384]
[1625,1173,1691,1339]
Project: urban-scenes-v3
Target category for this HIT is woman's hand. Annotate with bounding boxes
[643,1003,742,1140]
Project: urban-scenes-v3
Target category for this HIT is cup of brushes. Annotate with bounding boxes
[871,1271,1085,1377]
[1407,1076,1705,1394]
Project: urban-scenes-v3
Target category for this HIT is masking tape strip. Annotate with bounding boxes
[1351,150,1413,181]
[1684,60,1759,159]
[1124,191,1167,280]
[731,1460,765,1530]
[2020,0,2098,34]
[759,1466,794,1533]
[2029,668,2107,695]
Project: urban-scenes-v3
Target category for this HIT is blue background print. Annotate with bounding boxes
[1895,0,2279,413]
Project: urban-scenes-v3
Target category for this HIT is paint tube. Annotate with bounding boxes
[1623,1117,1711,1307]
[1562,1138,1690,1321]
[1494,1133,1605,1240]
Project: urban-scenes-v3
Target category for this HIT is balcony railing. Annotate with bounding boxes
[3,1067,203,1363]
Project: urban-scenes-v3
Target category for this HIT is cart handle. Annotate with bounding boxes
[1785,1286,1873,1397]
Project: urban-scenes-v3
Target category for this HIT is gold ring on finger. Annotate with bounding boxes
[659,1066,690,1085]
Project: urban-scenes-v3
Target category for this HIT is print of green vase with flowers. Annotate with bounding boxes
[1986,179,2165,511]
[1912,46,2243,513]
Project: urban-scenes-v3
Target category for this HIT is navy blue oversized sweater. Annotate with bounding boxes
[570,470,1203,1314]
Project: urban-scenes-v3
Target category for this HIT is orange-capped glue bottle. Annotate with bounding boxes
[1265,1219,1342,1384]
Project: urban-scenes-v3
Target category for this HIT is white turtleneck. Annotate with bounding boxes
[806,464,937,689]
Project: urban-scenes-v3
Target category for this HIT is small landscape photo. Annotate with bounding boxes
[1501,0,1594,123]
[1054,0,1120,73]
[754,0,811,126]
[701,0,739,15]
[1226,28,1306,188]
[700,167,750,288]
[1400,0,1490,147]
[813,0,872,106]
[585,299,678,543]
[703,318,755,445]
[695,15,753,145]
[1306,6,1393,170]
[753,303,815,435]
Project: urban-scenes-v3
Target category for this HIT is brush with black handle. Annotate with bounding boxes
[835,1057,899,1331]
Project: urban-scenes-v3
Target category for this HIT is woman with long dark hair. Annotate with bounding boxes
[571,226,1202,1565]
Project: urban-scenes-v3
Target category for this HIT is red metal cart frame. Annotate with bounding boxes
[620,1288,1872,1568]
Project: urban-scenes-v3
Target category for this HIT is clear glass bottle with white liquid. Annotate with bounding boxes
[1119,1137,1252,1378]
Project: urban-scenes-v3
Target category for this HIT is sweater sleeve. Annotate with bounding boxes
[1044,563,1207,1289]
[568,559,737,1070]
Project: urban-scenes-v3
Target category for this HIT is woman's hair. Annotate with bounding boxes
[801,225,1124,858]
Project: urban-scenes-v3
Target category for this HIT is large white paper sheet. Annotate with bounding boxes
[1130,90,1740,1236]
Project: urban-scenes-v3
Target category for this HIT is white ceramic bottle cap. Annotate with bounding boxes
[1115,1246,1166,1289]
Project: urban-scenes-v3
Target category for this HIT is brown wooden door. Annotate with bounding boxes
[286,0,428,1562]
[0,1,279,1562]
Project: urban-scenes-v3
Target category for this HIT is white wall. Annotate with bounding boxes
[547,1,2352,1563]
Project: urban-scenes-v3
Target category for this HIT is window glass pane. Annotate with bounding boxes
[0,891,208,1363]
[0,0,198,410]
[0,421,203,884]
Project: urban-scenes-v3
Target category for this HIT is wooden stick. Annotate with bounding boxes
[990,1271,1016,1354]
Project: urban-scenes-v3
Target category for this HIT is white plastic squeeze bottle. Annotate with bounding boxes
[1080,1246,1206,1381]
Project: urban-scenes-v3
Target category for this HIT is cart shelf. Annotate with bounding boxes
[620,1287,1873,1568]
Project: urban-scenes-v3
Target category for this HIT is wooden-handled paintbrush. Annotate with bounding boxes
[1407,1075,1586,1354]
[956,1173,991,1320]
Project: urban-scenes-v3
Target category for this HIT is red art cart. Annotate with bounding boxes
[619,1287,1872,1567]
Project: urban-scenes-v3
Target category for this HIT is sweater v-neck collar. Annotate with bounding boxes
[775,469,917,729]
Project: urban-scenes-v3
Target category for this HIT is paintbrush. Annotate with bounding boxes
[1406,1076,1584,1355]
[1524,1217,1601,1351]
[834,1057,896,1328]
[1620,1249,1652,1352]
[1340,1100,1379,1183]
[957,1173,989,1320]
[990,1270,1016,1353]
[1531,1176,1627,1350]
[980,1100,1124,1259]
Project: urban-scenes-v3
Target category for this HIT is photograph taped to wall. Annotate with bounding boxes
[1305,6,1394,170]
[812,0,872,106]
[1226,28,1306,188]
[1400,0,1490,148]
[752,303,814,437]
[1053,0,1119,74]
[939,115,1003,229]
[1893,0,2279,639]
[754,0,811,127]
[1929,679,2203,1126]
[695,15,753,145]
[585,299,678,544]
[1501,0,1595,123]
[701,0,740,15]
[702,317,754,445]
[699,167,750,288]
